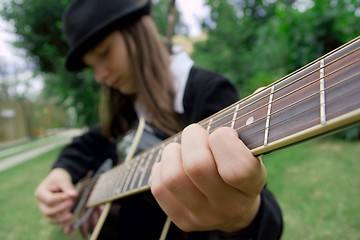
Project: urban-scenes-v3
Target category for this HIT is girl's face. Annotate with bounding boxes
[83,31,136,94]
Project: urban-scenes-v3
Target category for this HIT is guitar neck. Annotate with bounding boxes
[87,36,360,208]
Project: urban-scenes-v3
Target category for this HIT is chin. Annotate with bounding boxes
[117,86,136,95]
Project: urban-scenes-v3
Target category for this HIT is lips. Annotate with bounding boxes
[105,77,120,88]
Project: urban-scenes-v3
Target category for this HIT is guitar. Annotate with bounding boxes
[74,36,360,239]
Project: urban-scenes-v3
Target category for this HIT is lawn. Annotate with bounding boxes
[0,136,359,239]
[0,147,65,240]
[264,136,360,239]
[0,135,66,161]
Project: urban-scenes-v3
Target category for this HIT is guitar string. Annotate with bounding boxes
[89,43,359,200]
[232,71,360,141]
[201,44,359,131]
[243,82,360,149]
[79,158,136,190]
[124,44,359,162]
[96,71,360,199]
[202,48,360,135]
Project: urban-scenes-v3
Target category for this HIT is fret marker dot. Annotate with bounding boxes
[246,117,254,125]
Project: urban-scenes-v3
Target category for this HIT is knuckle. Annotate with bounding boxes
[162,169,183,191]
[150,180,162,197]
[183,152,208,177]
[176,219,199,232]
[43,209,54,218]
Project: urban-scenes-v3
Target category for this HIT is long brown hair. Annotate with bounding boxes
[99,15,181,139]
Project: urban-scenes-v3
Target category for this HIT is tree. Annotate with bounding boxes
[0,0,176,126]
[191,0,360,139]
[192,0,360,96]
[1,0,97,126]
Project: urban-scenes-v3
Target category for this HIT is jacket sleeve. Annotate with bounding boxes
[182,67,239,125]
[208,188,283,240]
[52,125,118,183]
[182,67,283,240]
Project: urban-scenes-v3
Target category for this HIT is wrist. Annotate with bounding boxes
[50,168,73,183]
[219,194,261,234]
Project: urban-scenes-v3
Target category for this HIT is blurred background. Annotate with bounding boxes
[0,0,359,239]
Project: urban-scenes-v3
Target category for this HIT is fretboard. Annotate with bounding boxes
[87,36,360,208]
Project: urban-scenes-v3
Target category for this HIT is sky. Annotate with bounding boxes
[0,17,20,63]
[177,0,209,36]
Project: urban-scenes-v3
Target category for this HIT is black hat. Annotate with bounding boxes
[63,0,151,71]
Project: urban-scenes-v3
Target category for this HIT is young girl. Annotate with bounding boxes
[35,0,283,239]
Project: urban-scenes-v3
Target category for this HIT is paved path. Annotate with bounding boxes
[0,129,84,172]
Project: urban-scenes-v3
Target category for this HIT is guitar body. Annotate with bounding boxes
[72,120,187,239]
[97,192,187,240]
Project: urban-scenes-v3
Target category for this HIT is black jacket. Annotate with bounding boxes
[52,67,283,239]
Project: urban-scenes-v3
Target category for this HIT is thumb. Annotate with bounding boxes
[59,179,78,197]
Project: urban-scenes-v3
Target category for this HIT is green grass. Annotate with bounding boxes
[264,136,360,240]
[0,136,359,239]
[0,136,66,161]
[0,147,69,240]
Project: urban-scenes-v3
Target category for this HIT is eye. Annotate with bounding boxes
[100,47,110,59]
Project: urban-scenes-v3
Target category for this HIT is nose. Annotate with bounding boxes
[94,65,110,84]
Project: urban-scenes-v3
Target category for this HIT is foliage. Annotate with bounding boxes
[1,0,68,72]
[0,0,99,126]
[0,0,176,126]
[193,0,360,96]
[191,0,360,139]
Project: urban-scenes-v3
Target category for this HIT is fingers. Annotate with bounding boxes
[151,123,267,232]
[209,127,267,195]
[151,142,209,230]
[180,125,241,200]
[59,178,78,197]
[34,168,78,226]
[38,197,75,223]
[35,185,70,207]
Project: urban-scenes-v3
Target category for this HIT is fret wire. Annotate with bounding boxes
[146,144,166,185]
[138,144,164,188]
[208,73,318,134]
[144,145,163,186]
[264,86,275,146]
[246,107,321,149]
[235,71,360,134]
[208,56,360,136]
[137,152,153,188]
[98,167,112,198]
[240,70,360,133]
[235,72,360,147]
[138,149,154,186]
[319,59,327,125]
[129,151,149,190]
[113,164,131,196]
[77,175,99,190]
[121,162,134,191]
[206,118,213,132]
[122,156,142,193]
[231,104,240,129]
[245,85,360,149]
[102,169,113,197]
[148,140,174,184]
[203,46,359,133]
